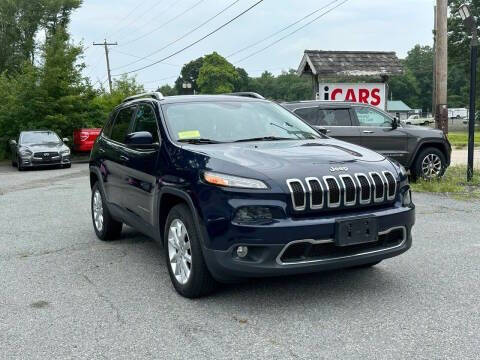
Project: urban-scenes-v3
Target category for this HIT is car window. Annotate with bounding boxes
[163,101,322,142]
[133,104,159,142]
[318,109,352,126]
[354,106,392,127]
[20,131,61,145]
[102,111,116,138]
[294,107,318,126]
[110,107,136,143]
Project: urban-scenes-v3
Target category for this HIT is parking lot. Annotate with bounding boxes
[0,164,479,359]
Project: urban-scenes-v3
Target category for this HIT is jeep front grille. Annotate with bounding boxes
[287,172,397,211]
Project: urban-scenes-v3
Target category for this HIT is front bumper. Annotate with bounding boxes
[202,204,415,282]
[20,155,71,167]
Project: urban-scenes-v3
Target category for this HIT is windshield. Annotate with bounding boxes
[163,101,322,143]
[20,132,61,145]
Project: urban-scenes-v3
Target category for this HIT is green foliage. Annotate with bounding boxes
[447,131,480,148]
[157,84,177,96]
[411,165,480,200]
[197,52,239,94]
[248,70,312,101]
[174,56,204,94]
[93,76,145,119]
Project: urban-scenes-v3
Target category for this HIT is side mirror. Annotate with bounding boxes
[125,131,155,147]
[62,137,69,143]
[316,127,330,135]
[392,117,399,129]
[10,140,17,146]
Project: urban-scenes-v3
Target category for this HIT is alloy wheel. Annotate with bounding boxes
[167,219,192,285]
[421,153,442,178]
[92,190,104,232]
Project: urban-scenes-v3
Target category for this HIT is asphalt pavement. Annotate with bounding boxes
[0,163,479,359]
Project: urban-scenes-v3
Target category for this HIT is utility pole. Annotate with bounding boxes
[432,5,437,116]
[434,0,448,133]
[93,39,118,93]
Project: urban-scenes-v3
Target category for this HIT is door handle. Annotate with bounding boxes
[119,155,129,162]
[98,148,105,153]
[363,130,375,134]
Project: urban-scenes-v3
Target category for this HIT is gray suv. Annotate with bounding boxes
[283,101,451,179]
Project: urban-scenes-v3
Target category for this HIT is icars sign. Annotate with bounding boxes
[317,83,387,110]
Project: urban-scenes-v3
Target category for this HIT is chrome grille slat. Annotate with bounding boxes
[305,177,324,209]
[369,172,385,203]
[323,176,341,208]
[286,179,306,211]
[339,174,356,206]
[383,171,397,200]
[355,173,371,204]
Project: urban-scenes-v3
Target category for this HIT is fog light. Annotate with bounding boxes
[403,190,412,206]
[233,206,273,224]
[236,246,248,258]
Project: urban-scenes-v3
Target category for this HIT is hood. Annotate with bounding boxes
[21,143,67,152]
[182,138,393,182]
[400,125,446,138]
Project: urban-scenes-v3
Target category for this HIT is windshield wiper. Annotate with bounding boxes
[234,136,295,142]
[177,138,223,144]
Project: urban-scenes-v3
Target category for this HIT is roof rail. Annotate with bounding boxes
[123,92,164,103]
[225,92,265,99]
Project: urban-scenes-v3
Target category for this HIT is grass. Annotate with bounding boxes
[447,131,480,149]
[411,165,480,200]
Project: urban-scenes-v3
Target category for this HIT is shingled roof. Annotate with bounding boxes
[298,50,403,77]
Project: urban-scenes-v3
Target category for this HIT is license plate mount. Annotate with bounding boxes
[335,216,378,247]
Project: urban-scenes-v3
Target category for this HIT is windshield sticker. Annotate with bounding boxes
[178,130,201,139]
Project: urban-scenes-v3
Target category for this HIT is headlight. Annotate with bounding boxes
[233,206,273,224]
[19,149,32,157]
[60,148,71,156]
[398,164,407,177]
[203,171,268,189]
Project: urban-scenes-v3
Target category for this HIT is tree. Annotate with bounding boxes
[234,67,250,92]
[174,56,204,94]
[157,84,177,96]
[197,52,239,94]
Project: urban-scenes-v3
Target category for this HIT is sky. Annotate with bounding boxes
[69,0,435,91]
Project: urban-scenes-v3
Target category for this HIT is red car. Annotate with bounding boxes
[73,128,101,152]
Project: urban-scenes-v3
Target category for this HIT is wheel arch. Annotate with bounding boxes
[156,187,206,248]
[409,140,450,168]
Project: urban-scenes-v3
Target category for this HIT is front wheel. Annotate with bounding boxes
[91,182,122,241]
[17,157,23,171]
[412,147,447,180]
[165,204,217,298]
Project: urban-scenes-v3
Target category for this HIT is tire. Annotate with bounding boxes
[17,157,23,171]
[91,182,122,241]
[164,204,217,298]
[411,147,447,180]
[64,163,72,169]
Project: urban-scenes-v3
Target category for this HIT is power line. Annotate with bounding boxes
[112,0,241,71]
[112,0,265,77]
[118,0,206,48]
[143,75,178,84]
[108,0,169,38]
[227,0,340,58]
[235,0,349,64]
[106,2,146,37]
[110,49,181,68]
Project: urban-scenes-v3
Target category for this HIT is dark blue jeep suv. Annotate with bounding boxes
[89,92,415,298]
